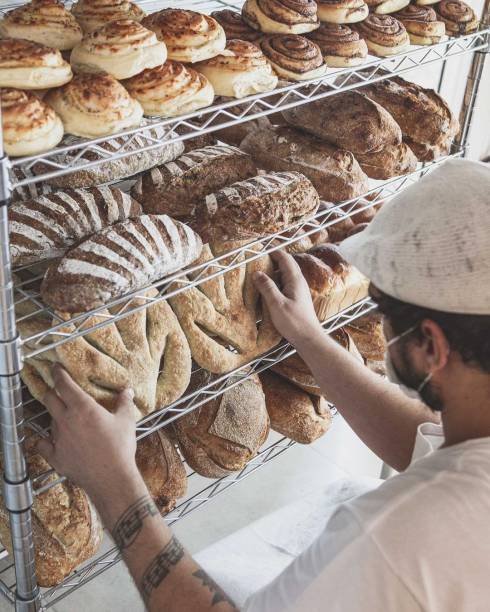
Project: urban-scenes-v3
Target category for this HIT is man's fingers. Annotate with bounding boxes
[270,250,303,282]
[43,388,67,421]
[254,271,284,306]
[52,365,92,411]
[36,437,55,465]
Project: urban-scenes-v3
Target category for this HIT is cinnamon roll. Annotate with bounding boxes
[0,38,72,89]
[70,19,167,79]
[1,88,63,156]
[211,9,263,42]
[71,0,145,34]
[371,0,411,15]
[0,0,82,51]
[316,0,369,25]
[195,40,278,98]
[435,0,478,35]
[260,34,326,80]
[142,9,226,63]
[394,5,446,44]
[307,23,368,66]
[44,73,143,138]
[123,61,214,118]
[354,15,410,56]
[242,0,320,34]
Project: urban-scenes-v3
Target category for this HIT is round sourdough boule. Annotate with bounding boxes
[307,23,368,66]
[173,372,270,478]
[242,0,320,34]
[195,39,278,98]
[260,370,331,443]
[0,38,72,89]
[70,19,167,80]
[260,34,327,81]
[316,0,369,25]
[71,0,146,34]
[44,73,143,138]
[353,14,410,56]
[211,8,263,42]
[142,9,226,63]
[0,0,83,50]
[1,88,63,156]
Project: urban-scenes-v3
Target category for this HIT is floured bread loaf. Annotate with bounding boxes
[240,125,369,202]
[71,0,145,34]
[345,311,386,364]
[294,244,369,321]
[0,428,102,587]
[136,430,187,513]
[356,142,417,179]
[10,186,142,266]
[20,290,192,417]
[169,242,281,374]
[260,370,331,443]
[131,145,257,219]
[0,0,83,50]
[173,371,269,478]
[41,214,202,312]
[193,171,319,243]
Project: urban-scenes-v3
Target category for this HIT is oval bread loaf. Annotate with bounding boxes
[41,214,202,312]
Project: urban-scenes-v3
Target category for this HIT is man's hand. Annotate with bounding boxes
[254,250,322,347]
[37,365,139,501]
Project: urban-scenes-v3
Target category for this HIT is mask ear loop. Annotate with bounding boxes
[416,372,433,393]
[386,323,420,348]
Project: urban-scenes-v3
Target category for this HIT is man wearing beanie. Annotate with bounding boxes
[39,160,490,611]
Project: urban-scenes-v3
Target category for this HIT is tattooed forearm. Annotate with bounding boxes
[141,535,184,605]
[112,495,159,550]
[193,569,238,609]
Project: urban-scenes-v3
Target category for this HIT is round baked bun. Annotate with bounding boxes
[71,0,145,34]
[435,0,478,34]
[195,39,278,98]
[260,34,327,81]
[45,73,143,138]
[316,0,369,25]
[70,19,167,80]
[307,23,368,66]
[354,15,410,56]
[142,9,226,63]
[374,0,410,15]
[393,5,446,44]
[0,0,82,51]
[1,88,63,156]
[123,61,214,118]
[242,0,319,34]
[211,9,263,42]
[0,38,72,90]
[416,0,440,5]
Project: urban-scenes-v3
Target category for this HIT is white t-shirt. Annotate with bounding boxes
[245,423,490,612]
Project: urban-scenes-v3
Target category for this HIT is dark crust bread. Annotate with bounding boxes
[240,125,369,202]
[281,90,402,154]
[356,142,417,180]
[404,135,452,162]
[345,311,386,362]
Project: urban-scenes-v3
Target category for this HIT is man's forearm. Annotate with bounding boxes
[91,471,238,612]
[295,328,439,471]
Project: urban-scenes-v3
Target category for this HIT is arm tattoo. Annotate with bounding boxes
[141,535,184,604]
[193,569,238,609]
[112,495,159,550]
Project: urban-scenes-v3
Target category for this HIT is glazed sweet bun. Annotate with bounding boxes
[242,0,320,34]
[0,38,72,89]
[44,73,143,138]
[195,39,278,98]
[307,23,368,66]
[393,5,446,44]
[1,88,63,156]
[123,61,214,117]
[0,0,82,51]
[435,0,478,34]
[354,15,410,56]
[70,19,167,80]
[211,9,263,42]
[71,0,145,34]
[142,9,226,63]
[260,34,327,81]
[316,0,369,25]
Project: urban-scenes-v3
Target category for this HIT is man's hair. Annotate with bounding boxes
[369,286,490,373]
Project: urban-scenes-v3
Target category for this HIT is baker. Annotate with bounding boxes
[38,159,490,611]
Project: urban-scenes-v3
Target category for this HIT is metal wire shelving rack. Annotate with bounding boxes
[0,0,489,608]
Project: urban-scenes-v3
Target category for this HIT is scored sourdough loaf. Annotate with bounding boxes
[282,90,402,154]
[345,310,386,367]
[19,290,192,418]
[9,186,142,267]
[131,145,257,219]
[240,125,369,202]
[355,142,417,180]
[136,429,187,513]
[0,428,102,587]
[293,244,369,321]
[173,371,269,478]
[41,214,202,312]
[260,370,331,444]
[191,171,319,243]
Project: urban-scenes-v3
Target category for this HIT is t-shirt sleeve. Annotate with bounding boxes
[244,505,423,612]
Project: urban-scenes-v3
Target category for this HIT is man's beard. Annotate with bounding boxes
[396,345,444,412]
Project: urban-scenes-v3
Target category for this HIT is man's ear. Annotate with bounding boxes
[419,319,450,373]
